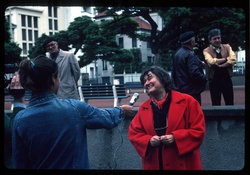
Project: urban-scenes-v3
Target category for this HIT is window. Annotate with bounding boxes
[147,41,151,48]
[22,43,27,54]
[34,31,38,41]
[33,17,38,28]
[49,19,52,30]
[22,29,26,40]
[20,15,39,55]
[90,67,94,79]
[147,56,152,63]
[54,19,58,30]
[48,7,52,17]
[28,16,32,27]
[54,7,57,17]
[48,6,58,34]
[119,37,124,48]
[102,60,107,70]
[29,43,33,50]
[28,30,32,41]
[21,15,26,27]
[132,37,137,48]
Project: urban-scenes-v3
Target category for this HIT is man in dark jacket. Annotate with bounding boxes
[172,31,207,105]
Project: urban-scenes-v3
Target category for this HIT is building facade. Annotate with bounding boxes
[5,6,162,85]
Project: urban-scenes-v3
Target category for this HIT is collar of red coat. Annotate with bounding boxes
[142,90,185,109]
[151,93,168,109]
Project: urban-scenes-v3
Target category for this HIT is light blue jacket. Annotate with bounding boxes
[12,92,124,169]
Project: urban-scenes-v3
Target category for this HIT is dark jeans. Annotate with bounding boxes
[209,77,234,105]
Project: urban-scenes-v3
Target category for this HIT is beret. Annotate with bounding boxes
[43,36,57,48]
[179,31,195,42]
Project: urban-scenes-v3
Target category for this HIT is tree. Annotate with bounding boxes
[111,49,134,74]
[28,16,137,69]
[113,48,149,74]
[96,7,246,68]
[4,18,22,64]
[27,7,245,72]
[28,33,49,58]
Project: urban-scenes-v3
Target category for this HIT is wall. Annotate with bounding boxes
[5,105,245,170]
[86,105,245,170]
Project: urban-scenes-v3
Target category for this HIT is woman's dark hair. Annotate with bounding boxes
[140,66,174,92]
[18,55,58,92]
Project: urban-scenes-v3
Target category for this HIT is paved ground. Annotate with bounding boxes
[4,85,245,110]
[85,85,245,107]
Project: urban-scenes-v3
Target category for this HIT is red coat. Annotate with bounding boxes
[128,90,205,170]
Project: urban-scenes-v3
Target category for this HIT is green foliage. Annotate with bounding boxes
[26,7,245,73]
[4,42,22,64]
[4,18,22,64]
[112,49,134,63]
[130,48,143,73]
[100,17,139,39]
[54,31,71,51]
[28,33,48,58]
[5,17,11,43]
[161,50,175,71]
[68,16,99,54]
[28,31,76,59]
[107,7,245,68]
[112,48,145,74]
[156,7,245,55]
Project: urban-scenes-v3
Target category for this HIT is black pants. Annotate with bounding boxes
[209,77,234,105]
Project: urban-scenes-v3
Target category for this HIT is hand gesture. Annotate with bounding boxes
[9,74,24,90]
[120,105,133,117]
[150,135,161,147]
[160,134,175,145]
[8,74,25,101]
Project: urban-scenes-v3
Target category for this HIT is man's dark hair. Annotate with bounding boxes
[140,66,174,92]
[208,28,221,41]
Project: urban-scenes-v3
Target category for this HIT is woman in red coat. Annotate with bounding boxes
[128,66,205,170]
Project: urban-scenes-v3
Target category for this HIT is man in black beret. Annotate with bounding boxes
[43,36,81,100]
[179,31,195,43]
[171,31,207,105]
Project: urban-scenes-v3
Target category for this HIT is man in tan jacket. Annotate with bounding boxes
[203,28,236,105]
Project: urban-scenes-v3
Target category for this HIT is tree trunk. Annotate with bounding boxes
[154,52,162,66]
